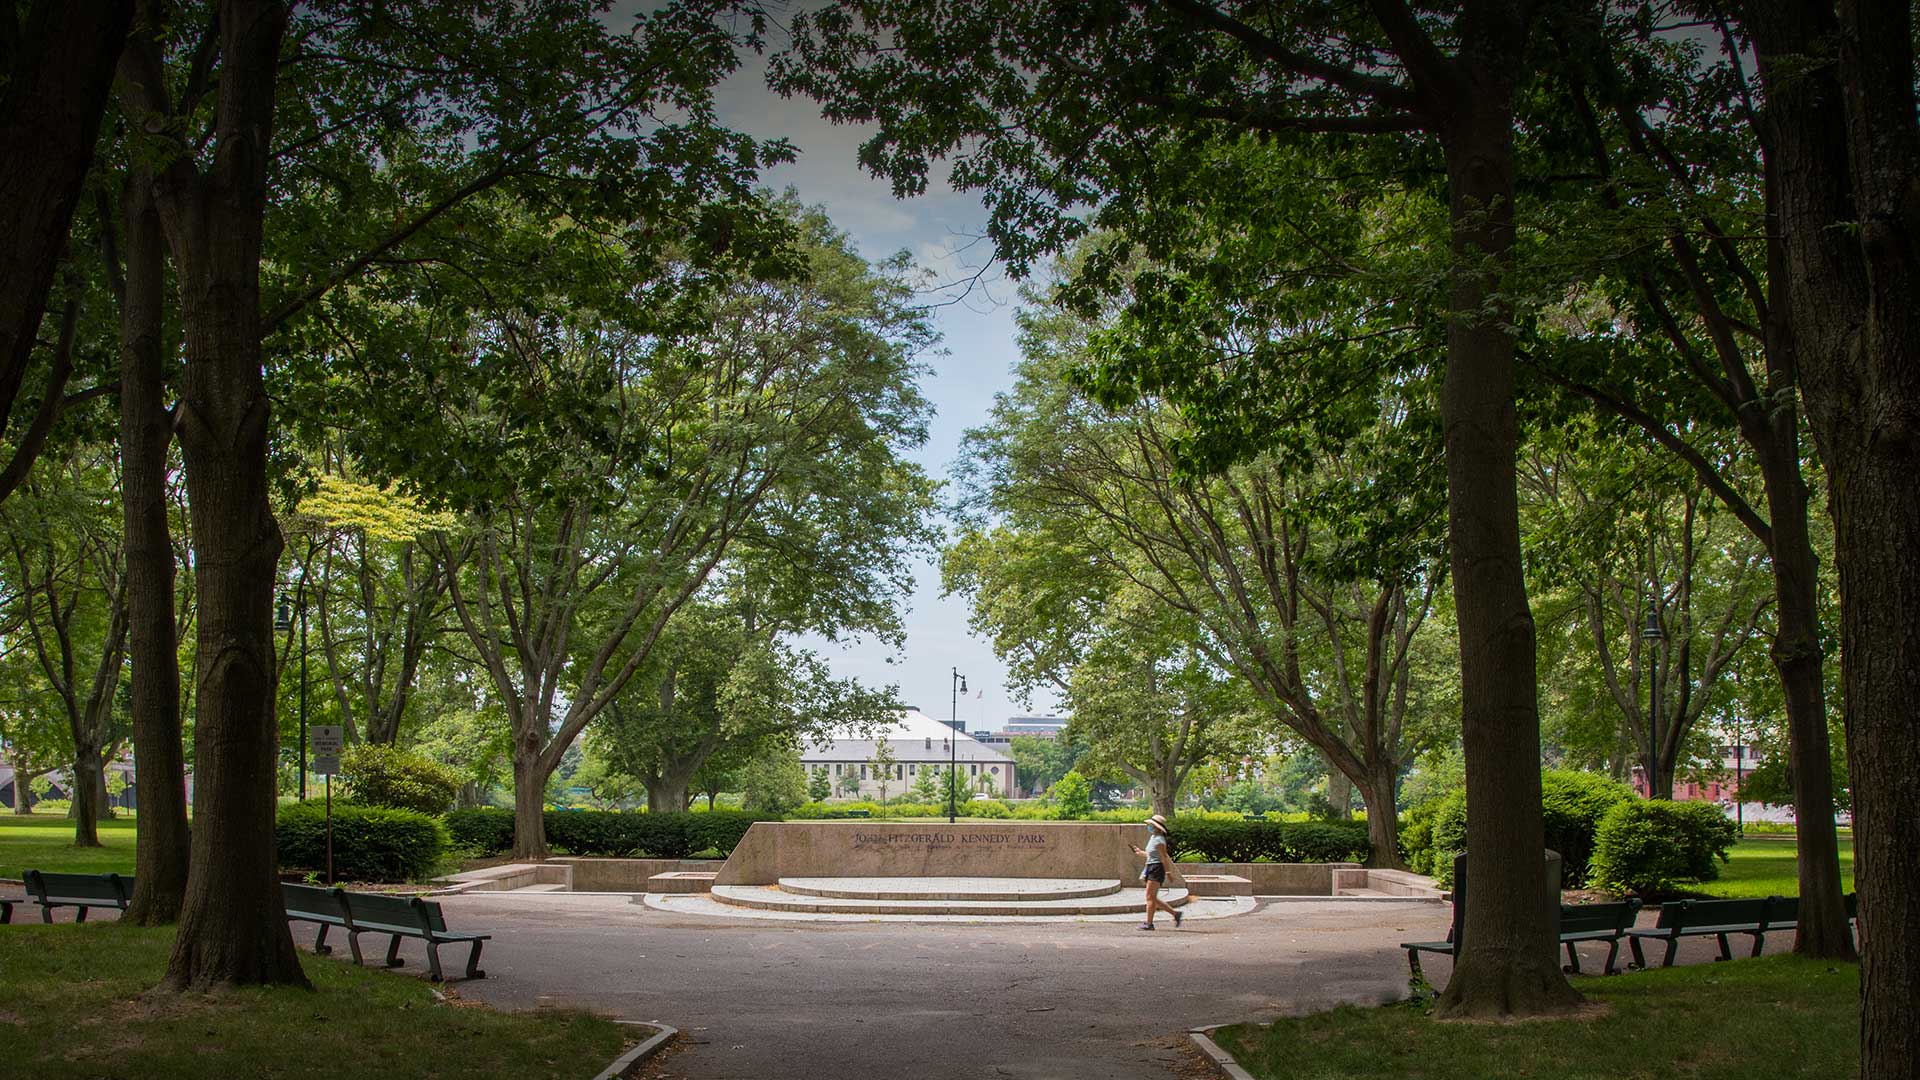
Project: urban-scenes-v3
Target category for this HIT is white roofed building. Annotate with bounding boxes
[800,708,1015,800]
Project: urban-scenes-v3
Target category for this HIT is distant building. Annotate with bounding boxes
[972,716,1068,748]
[800,708,1015,800]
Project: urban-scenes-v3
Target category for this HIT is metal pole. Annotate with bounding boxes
[325,773,333,885]
[949,668,958,824]
[1735,741,1745,836]
[299,582,308,802]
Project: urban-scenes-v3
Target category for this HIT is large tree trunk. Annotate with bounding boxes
[120,164,190,926]
[69,743,104,847]
[1745,1,1920,1071]
[1357,761,1405,870]
[151,0,306,994]
[510,748,551,861]
[1323,764,1353,820]
[1430,40,1582,1018]
[645,776,691,814]
[0,0,131,465]
[1755,425,1853,958]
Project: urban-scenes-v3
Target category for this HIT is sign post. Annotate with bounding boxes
[311,726,345,884]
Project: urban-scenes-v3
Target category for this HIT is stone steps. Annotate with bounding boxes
[775,876,1122,901]
[510,883,569,893]
[711,880,1190,917]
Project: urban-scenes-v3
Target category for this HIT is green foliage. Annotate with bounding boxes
[542,810,774,859]
[1051,770,1093,819]
[807,766,832,801]
[1589,800,1740,897]
[277,801,448,883]
[1538,770,1636,886]
[1166,817,1371,864]
[1008,735,1083,797]
[340,744,461,815]
[908,764,943,803]
[739,750,809,816]
[443,807,515,856]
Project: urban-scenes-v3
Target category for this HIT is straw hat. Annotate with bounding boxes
[1145,814,1168,834]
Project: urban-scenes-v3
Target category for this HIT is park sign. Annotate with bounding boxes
[311,725,344,776]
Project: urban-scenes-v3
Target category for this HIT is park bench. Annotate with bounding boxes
[1556,899,1643,975]
[1403,898,1642,977]
[331,891,490,982]
[1627,896,1793,969]
[282,883,359,962]
[1,890,19,924]
[23,870,132,923]
[844,810,870,818]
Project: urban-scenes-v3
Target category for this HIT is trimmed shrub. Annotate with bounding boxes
[1426,792,1469,887]
[339,744,461,815]
[1589,799,1739,897]
[278,801,448,882]
[1540,770,1636,886]
[1166,817,1371,864]
[542,810,776,859]
[445,806,515,855]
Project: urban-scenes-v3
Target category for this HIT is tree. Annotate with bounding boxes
[1738,4,1920,1063]
[1051,770,1092,820]
[0,450,131,846]
[1522,429,1773,797]
[1008,735,1082,798]
[837,770,862,799]
[868,737,898,805]
[776,0,1579,1015]
[907,763,941,805]
[807,766,831,802]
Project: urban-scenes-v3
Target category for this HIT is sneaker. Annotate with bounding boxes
[1172,910,1184,928]
[1138,923,1155,931]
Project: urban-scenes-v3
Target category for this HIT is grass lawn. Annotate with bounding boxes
[1693,835,1855,899]
[0,922,631,1079]
[0,813,138,879]
[1213,955,1857,1080]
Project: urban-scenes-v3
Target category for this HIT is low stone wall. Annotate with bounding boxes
[545,857,721,892]
[434,862,573,893]
[1186,861,1361,896]
[713,821,1184,886]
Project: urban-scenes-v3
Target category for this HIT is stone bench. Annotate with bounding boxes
[647,872,718,894]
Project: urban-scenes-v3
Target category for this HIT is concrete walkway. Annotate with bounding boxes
[430,892,1449,1080]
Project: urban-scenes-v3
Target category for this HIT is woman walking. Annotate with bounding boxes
[1130,813,1183,930]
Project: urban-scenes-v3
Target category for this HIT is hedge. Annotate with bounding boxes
[277,801,448,882]
[445,807,515,855]
[1167,817,1371,864]
[543,809,778,859]
[1589,799,1739,897]
[339,744,461,815]
[1404,770,1635,887]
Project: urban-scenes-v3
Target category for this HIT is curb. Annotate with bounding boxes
[1187,1028,1258,1080]
[593,1020,678,1080]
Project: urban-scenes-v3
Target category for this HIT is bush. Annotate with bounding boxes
[1166,817,1371,864]
[1540,770,1636,886]
[277,801,448,882]
[1052,771,1092,819]
[445,806,515,855]
[542,810,776,859]
[1404,770,1632,888]
[1589,799,1739,897]
[340,744,461,815]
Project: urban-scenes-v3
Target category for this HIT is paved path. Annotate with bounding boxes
[430,893,1450,1080]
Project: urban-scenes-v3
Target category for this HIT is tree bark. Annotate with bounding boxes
[1357,761,1405,871]
[119,163,190,926]
[69,744,104,847]
[1745,0,1920,1068]
[1323,762,1353,820]
[1428,9,1582,1016]
[510,748,550,861]
[0,0,132,458]
[129,0,306,991]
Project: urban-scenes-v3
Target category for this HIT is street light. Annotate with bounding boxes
[276,586,308,802]
[950,668,966,824]
[1641,609,1663,799]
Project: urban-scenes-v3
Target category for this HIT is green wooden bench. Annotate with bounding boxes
[843,810,870,818]
[23,871,132,923]
[1627,896,1790,969]
[1,892,18,924]
[1556,899,1642,975]
[335,891,490,982]
[1403,898,1642,977]
[282,883,359,962]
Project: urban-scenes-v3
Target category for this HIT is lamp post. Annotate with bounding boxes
[275,585,308,801]
[1641,609,1664,799]
[950,668,966,824]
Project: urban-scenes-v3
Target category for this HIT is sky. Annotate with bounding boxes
[711,47,1066,730]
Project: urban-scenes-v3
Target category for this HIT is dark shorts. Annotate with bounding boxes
[1141,863,1166,884]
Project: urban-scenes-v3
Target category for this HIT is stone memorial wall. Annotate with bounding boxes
[712,820,1181,885]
